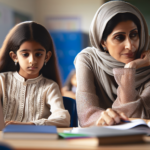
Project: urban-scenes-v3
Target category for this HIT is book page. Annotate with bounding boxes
[105,119,148,130]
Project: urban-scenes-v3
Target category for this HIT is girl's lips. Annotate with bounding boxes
[28,67,38,70]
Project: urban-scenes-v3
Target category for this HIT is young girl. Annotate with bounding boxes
[0,21,70,127]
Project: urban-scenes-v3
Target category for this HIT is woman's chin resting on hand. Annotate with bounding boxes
[125,50,150,69]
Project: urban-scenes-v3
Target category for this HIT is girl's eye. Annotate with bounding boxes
[22,53,29,57]
[115,35,125,41]
[35,53,43,57]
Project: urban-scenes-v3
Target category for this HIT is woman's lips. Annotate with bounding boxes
[123,52,135,57]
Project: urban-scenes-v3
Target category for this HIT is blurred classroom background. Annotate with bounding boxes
[0,0,150,85]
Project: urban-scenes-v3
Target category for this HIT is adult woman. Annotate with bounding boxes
[74,1,150,127]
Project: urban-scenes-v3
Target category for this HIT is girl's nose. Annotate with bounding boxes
[29,55,36,64]
[125,37,132,50]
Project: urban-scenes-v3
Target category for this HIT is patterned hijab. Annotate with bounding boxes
[74,1,150,101]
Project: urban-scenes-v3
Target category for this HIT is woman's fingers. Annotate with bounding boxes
[96,117,107,126]
[101,111,115,125]
[106,108,120,124]
[118,112,129,120]
[96,111,114,126]
[96,109,129,126]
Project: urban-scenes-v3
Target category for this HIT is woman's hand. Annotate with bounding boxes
[96,108,129,126]
[124,50,150,69]
[5,121,35,126]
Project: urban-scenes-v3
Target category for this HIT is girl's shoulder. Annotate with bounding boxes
[42,76,59,87]
[42,77,60,92]
[0,71,14,77]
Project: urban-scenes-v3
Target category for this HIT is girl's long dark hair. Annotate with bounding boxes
[0,21,62,88]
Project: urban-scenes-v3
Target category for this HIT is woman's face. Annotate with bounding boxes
[102,20,139,64]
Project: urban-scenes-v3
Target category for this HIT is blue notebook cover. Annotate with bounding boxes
[3,124,57,134]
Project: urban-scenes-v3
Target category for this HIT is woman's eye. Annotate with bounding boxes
[130,32,138,38]
[115,35,125,41]
[22,53,29,57]
[35,53,43,57]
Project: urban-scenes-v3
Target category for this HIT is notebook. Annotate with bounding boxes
[63,126,146,145]
[0,100,5,131]
[2,124,58,140]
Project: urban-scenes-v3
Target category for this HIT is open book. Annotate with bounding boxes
[60,119,150,146]
[105,119,150,135]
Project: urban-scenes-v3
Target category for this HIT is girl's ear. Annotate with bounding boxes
[9,51,18,62]
[45,51,52,63]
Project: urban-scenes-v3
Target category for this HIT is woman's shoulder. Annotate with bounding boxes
[75,47,94,65]
[76,47,94,59]
[74,47,97,71]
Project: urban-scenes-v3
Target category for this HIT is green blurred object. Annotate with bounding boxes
[59,132,90,139]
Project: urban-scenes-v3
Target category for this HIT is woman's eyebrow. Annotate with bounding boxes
[130,28,138,32]
[112,32,125,36]
[19,49,45,52]
[112,28,138,36]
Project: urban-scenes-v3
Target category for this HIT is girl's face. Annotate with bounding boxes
[101,20,139,64]
[10,40,51,79]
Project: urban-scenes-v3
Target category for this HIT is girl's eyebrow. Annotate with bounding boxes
[19,49,45,52]
[112,28,138,36]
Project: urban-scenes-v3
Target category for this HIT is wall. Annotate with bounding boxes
[35,0,104,32]
[0,0,104,33]
[125,0,150,34]
[0,0,35,18]
[0,0,36,46]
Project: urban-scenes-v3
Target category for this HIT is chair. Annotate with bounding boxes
[63,97,78,127]
[0,143,12,150]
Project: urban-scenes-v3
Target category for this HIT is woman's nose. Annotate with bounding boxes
[125,37,132,50]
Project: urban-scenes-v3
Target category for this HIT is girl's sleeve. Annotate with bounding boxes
[32,82,70,127]
[75,54,105,127]
[112,68,150,118]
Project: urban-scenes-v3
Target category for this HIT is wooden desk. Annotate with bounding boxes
[0,120,150,150]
